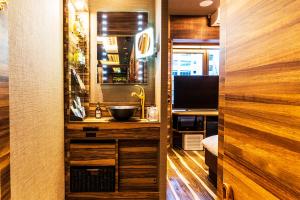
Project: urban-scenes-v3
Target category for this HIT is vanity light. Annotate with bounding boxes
[199,0,213,7]
[138,21,143,25]
[102,52,107,56]
[138,71,143,75]
[103,70,107,75]
[138,14,143,20]
[102,26,107,31]
[102,20,107,25]
[103,65,107,68]
[102,14,107,19]
[103,77,108,81]
[138,76,143,81]
[138,27,143,31]
[102,33,108,36]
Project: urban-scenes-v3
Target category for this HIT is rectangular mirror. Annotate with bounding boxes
[96,12,149,84]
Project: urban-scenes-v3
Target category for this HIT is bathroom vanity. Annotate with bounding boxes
[65,118,160,199]
[63,0,165,199]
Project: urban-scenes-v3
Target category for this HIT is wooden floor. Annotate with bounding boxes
[167,148,217,200]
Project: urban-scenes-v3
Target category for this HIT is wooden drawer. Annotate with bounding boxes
[119,168,158,191]
[70,141,116,166]
[118,140,159,192]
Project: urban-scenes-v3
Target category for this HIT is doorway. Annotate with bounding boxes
[167,44,220,200]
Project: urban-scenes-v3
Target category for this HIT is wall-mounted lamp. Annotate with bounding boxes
[0,0,8,11]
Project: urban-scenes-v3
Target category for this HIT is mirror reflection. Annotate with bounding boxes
[138,33,151,54]
[96,12,150,84]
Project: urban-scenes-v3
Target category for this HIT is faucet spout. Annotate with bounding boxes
[132,85,145,119]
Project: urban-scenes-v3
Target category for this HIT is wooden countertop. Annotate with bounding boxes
[66,117,160,130]
[172,109,218,116]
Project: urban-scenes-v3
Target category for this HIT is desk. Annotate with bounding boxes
[172,109,218,150]
[172,109,218,116]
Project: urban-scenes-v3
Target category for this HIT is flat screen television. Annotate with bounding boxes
[173,76,219,109]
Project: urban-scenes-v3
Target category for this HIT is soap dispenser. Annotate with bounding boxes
[95,103,101,119]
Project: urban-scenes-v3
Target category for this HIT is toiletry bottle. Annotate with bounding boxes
[95,103,101,119]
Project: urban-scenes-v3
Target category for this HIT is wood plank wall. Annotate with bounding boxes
[216,4,226,198]
[0,8,10,200]
[219,0,300,199]
[170,16,219,41]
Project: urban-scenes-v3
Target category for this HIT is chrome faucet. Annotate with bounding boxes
[131,85,145,119]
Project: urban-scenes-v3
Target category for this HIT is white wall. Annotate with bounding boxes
[8,0,65,199]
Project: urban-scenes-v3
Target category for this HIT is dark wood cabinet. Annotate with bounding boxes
[119,140,159,192]
[70,141,116,166]
[65,123,160,199]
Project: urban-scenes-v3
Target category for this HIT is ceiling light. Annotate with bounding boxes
[199,0,213,7]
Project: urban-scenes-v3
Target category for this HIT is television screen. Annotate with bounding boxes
[173,76,219,109]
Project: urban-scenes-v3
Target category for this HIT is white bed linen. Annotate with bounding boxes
[202,135,218,156]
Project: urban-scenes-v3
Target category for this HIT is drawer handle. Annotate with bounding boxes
[86,132,96,137]
[223,183,234,200]
[86,169,100,172]
[86,169,100,175]
[83,127,99,131]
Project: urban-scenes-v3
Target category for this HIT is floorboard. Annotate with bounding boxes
[167,148,217,200]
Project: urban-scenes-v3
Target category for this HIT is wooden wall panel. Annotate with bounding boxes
[170,16,219,41]
[221,0,300,199]
[0,8,10,200]
[216,2,226,198]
